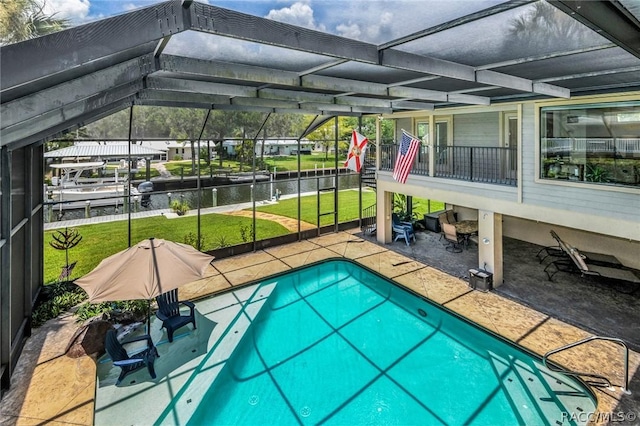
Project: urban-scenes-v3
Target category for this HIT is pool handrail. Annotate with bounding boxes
[542,335,630,393]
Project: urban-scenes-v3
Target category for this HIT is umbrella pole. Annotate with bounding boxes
[149,237,159,335]
[146,299,151,335]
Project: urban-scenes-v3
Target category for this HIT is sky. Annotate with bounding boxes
[39,0,535,68]
[42,0,508,45]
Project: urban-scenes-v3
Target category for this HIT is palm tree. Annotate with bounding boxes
[506,2,595,52]
[0,0,69,45]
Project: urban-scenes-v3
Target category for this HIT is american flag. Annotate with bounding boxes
[393,131,420,184]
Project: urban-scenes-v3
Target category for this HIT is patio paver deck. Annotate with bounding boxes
[1,230,638,425]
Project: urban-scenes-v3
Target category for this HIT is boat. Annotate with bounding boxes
[46,161,140,210]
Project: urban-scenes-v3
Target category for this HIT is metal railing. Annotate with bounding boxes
[379,144,516,186]
[542,336,630,393]
[380,144,429,176]
[435,146,517,186]
[542,137,640,156]
[361,203,377,234]
[361,145,377,190]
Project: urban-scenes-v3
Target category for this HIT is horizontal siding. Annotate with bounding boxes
[454,112,499,147]
[396,118,412,141]
[384,102,639,240]
[520,103,640,223]
[522,184,639,221]
[378,172,517,203]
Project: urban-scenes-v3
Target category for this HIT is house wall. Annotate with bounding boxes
[225,141,314,156]
[504,216,640,269]
[453,112,500,147]
[519,98,639,226]
[395,118,413,141]
[379,92,640,269]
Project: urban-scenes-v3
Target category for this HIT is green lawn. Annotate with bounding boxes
[263,154,345,172]
[44,214,288,284]
[410,197,446,217]
[44,189,375,284]
[252,189,376,226]
[134,154,348,179]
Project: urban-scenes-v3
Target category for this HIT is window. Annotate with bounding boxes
[435,117,451,164]
[540,102,640,187]
[417,121,429,144]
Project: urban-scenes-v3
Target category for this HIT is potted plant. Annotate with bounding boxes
[585,164,609,183]
[170,200,189,216]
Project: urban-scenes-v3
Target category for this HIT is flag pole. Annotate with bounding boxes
[357,119,363,230]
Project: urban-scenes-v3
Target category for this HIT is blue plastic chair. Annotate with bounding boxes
[104,328,158,386]
[155,289,197,342]
[392,213,416,246]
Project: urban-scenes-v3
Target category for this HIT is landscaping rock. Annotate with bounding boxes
[65,319,113,358]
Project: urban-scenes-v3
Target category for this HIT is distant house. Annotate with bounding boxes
[44,141,167,162]
[223,138,315,156]
[148,140,216,161]
[42,140,224,162]
[165,140,191,160]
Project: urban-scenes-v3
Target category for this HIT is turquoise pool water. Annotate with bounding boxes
[188,259,595,425]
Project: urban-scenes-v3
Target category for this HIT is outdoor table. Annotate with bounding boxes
[455,220,478,248]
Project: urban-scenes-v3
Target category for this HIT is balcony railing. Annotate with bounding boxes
[379,144,517,186]
[380,145,430,176]
[435,146,517,186]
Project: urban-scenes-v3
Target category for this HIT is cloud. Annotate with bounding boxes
[122,3,140,12]
[320,0,500,44]
[335,23,361,40]
[265,1,325,31]
[43,0,90,23]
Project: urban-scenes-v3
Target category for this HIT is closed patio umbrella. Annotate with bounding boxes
[75,238,214,330]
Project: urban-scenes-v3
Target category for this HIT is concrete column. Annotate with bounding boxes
[428,115,435,177]
[375,116,381,170]
[477,210,503,287]
[376,189,393,244]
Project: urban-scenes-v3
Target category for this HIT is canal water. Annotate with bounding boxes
[45,174,361,223]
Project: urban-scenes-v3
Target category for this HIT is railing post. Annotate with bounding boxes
[469,147,474,182]
[542,336,630,394]
[429,143,435,177]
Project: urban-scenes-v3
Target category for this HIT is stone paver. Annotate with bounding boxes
[2,231,638,425]
[224,210,316,232]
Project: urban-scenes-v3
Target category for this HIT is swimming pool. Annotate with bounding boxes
[187,259,595,425]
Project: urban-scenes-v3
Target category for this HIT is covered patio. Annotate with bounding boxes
[2,0,640,423]
[359,228,640,351]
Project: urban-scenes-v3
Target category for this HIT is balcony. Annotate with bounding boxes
[378,144,517,186]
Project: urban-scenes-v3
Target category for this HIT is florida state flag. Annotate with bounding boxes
[344,130,369,173]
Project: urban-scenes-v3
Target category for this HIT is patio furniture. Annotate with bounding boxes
[442,223,464,253]
[537,230,623,267]
[446,210,457,225]
[454,220,478,248]
[544,245,640,284]
[104,328,158,386]
[156,288,197,342]
[437,210,457,240]
[424,210,446,233]
[392,213,416,246]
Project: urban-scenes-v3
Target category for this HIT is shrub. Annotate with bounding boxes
[170,200,189,215]
[32,281,150,327]
[215,235,230,248]
[32,281,87,327]
[183,231,206,249]
[239,224,254,242]
[75,300,149,323]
